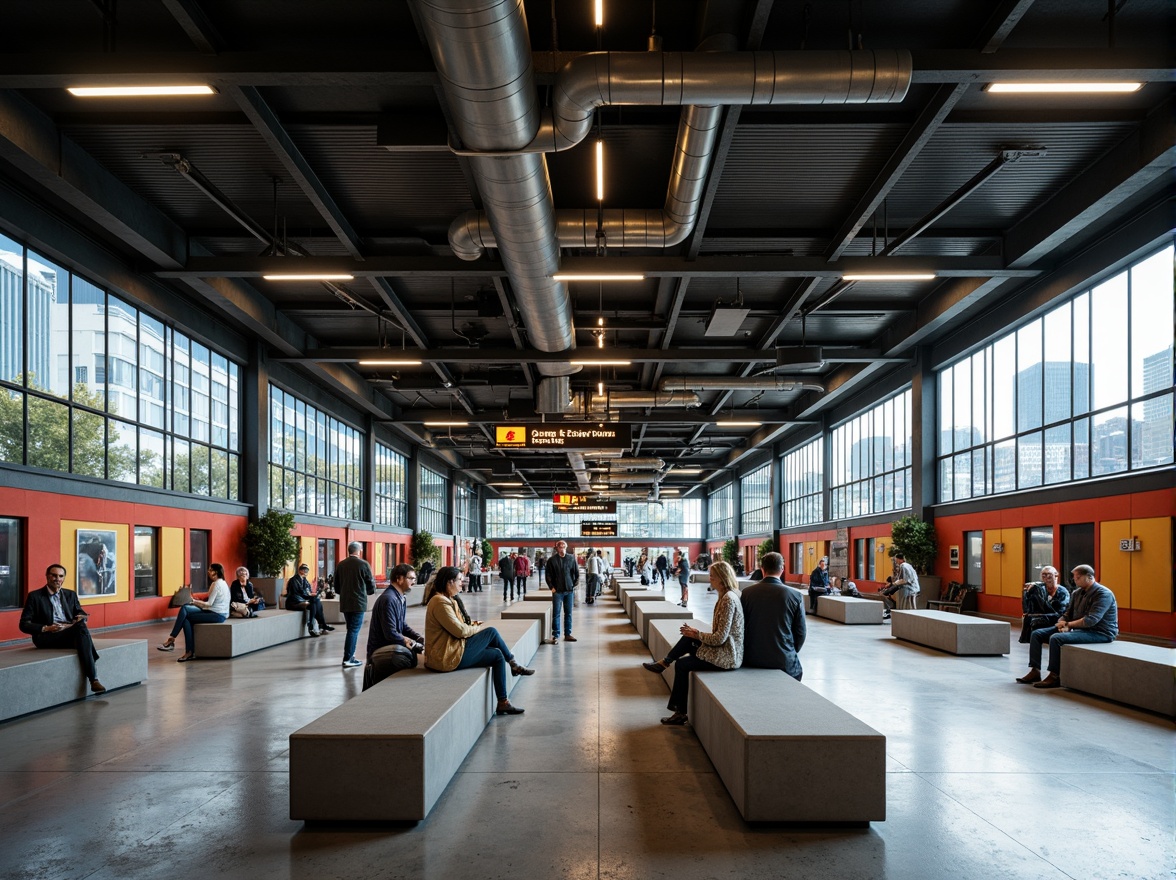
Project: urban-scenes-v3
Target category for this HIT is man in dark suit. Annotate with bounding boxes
[19,563,105,693]
[739,551,806,681]
[335,542,375,669]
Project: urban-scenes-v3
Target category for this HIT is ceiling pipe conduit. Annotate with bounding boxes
[584,391,701,411]
[659,376,826,393]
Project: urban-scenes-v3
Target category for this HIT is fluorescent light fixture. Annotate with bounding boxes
[357,359,423,366]
[594,0,603,27]
[986,82,1142,94]
[713,420,762,427]
[552,273,645,282]
[670,467,703,475]
[67,85,216,97]
[591,484,608,490]
[659,487,681,494]
[489,481,524,487]
[595,139,605,201]
[424,420,469,427]
[262,273,355,281]
[597,381,605,396]
[842,273,936,282]
[570,359,631,366]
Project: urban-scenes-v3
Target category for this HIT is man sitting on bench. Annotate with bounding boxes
[20,563,105,695]
[1017,564,1117,689]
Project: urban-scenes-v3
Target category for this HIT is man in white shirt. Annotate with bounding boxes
[882,553,920,618]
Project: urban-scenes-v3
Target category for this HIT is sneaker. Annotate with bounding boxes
[322,625,335,632]
[550,636,558,644]
[156,643,175,652]
[308,629,321,637]
[342,658,362,668]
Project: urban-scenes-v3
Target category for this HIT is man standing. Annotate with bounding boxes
[808,557,831,614]
[499,551,517,601]
[467,550,483,593]
[515,552,530,596]
[1018,564,1117,689]
[740,551,806,681]
[584,547,602,604]
[655,552,669,586]
[365,563,423,688]
[674,550,691,607]
[20,564,105,694]
[286,563,332,636]
[881,553,920,618]
[335,542,375,668]
[545,539,579,643]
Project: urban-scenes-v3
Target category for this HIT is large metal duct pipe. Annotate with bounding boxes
[565,451,593,493]
[586,391,702,410]
[414,0,576,378]
[608,457,666,469]
[606,472,664,484]
[660,376,827,393]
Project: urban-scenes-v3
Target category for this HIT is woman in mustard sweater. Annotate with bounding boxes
[424,566,533,716]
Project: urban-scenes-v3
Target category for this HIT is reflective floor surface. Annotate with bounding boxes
[1,585,1171,880]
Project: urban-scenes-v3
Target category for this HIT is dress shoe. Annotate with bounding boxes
[510,661,535,676]
[322,625,335,632]
[642,661,667,673]
[89,679,106,694]
[660,712,688,725]
[1033,673,1062,689]
[550,636,558,644]
[495,700,525,716]
[177,653,196,662]
[564,635,578,642]
[1016,669,1042,684]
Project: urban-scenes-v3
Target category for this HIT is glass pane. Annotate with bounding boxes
[938,458,952,502]
[1072,417,1090,480]
[954,359,971,449]
[0,516,24,608]
[939,366,953,455]
[0,234,24,385]
[228,453,239,500]
[210,447,228,498]
[954,451,971,500]
[228,363,240,452]
[140,428,165,488]
[1044,423,1071,485]
[191,343,210,443]
[26,251,69,398]
[993,335,1015,439]
[1133,394,1173,469]
[172,333,190,437]
[190,443,210,495]
[1026,526,1054,581]
[72,409,105,478]
[1130,245,1174,400]
[1072,292,1091,415]
[71,276,106,411]
[1017,320,1042,432]
[1042,302,1071,425]
[106,295,137,418]
[1091,406,1128,476]
[210,352,229,447]
[134,526,158,598]
[993,438,1016,494]
[269,463,281,508]
[972,446,986,497]
[0,388,23,464]
[972,350,986,445]
[1091,272,1128,410]
[173,437,191,494]
[27,396,69,471]
[139,312,166,429]
[1018,431,1042,488]
[108,418,137,484]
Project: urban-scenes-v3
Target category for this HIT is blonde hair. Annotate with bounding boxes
[709,560,738,593]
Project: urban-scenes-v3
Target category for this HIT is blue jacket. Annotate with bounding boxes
[367,586,423,659]
[1065,582,1118,639]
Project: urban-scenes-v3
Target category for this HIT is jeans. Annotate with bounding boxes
[169,605,226,654]
[342,611,365,662]
[517,574,527,595]
[551,591,573,637]
[662,636,722,713]
[1028,626,1113,674]
[457,626,515,701]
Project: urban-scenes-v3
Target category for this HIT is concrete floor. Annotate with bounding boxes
[1,585,1171,880]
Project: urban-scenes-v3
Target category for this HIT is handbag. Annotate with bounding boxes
[169,585,192,607]
[229,601,252,618]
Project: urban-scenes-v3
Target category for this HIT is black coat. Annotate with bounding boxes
[20,586,91,646]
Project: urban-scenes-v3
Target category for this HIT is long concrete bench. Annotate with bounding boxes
[289,617,539,822]
[1061,641,1176,717]
[615,582,652,605]
[891,610,1009,655]
[0,639,148,722]
[623,590,667,618]
[646,617,710,691]
[691,669,886,823]
[522,590,553,602]
[632,600,693,644]
[816,595,884,624]
[502,603,553,642]
[193,609,308,658]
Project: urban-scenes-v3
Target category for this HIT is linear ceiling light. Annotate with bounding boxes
[670,467,703,475]
[595,139,605,202]
[357,359,423,366]
[842,273,936,282]
[570,359,631,366]
[424,420,469,427]
[713,420,762,427]
[552,273,645,282]
[659,487,681,494]
[488,481,524,487]
[262,273,355,281]
[985,82,1142,94]
[594,0,604,27]
[67,85,216,97]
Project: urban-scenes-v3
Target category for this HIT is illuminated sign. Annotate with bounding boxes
[553,493,617,514]
[494,424,631,450]
[495,425,527,448]
[581,520,618,537]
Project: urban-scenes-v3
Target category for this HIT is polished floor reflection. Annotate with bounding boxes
[1,586,1171,880]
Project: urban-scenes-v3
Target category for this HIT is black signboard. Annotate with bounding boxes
[496,424,631,450]
[581,521,618,537]
[552,493,618,514]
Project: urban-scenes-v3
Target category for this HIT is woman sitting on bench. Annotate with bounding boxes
[423,566,534,717]
[157,563,230,661]
[642,560,745,726]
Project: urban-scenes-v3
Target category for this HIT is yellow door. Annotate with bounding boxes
[1130,517,1173,612]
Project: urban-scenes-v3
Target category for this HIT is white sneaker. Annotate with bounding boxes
[342,658,362,668]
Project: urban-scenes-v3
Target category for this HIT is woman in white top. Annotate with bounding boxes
[157,563,232,661]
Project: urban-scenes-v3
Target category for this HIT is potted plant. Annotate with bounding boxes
[889,514,939,606]
[411,530,442,569]
[722,538,739,565]
[244,509,299,605]
[480,538,493,569]
[758,537,776,566]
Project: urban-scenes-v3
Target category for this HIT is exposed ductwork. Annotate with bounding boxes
[450,46,912,260]
[659,376,826,393]
[565,451,593,493]
[606,472,663,484]
[536,377,702,414]
[607,457,666,470]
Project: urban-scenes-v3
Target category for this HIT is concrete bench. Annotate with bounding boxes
[0,639,148,722]
[646,617,710,691]
[615,582,652,604]
[502,603,553,641]
[279,592,347,624]
[522,590,554,602]
[1061,641,1176,717]
[289,617,539,822]
[623,590,667,619]
[632,600,693,644]
[816,595,884,624]
[691,669,887,823]
[193,609,308,658]
[891,610,1009,655]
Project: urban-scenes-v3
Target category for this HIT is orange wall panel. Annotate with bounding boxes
[1130,517,1173,613]
[1098,519,1133,609]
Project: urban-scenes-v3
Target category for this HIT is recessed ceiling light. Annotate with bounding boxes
[262,273,355,281]
[552,273,645,282]
[67,85,216,97]
[985,82,1142,94]
[570,359,631,366]
[357,359,423,366]
[842,273,936,282]
[424,420,469,427]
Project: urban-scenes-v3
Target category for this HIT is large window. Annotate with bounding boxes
[831,389,912,518]
[706,482,733,539]
[420,466,450,535]
[455,482,479,537]
[0,234,240,498]
[938,244,1173,502]
[374,442,408,527]
[0,517,22,609]
[486,498,702,540]
[268,385,362,519]
[740,465,771,534]
[782,437,824,527]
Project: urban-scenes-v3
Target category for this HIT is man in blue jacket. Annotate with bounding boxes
[1018,564,1117,689]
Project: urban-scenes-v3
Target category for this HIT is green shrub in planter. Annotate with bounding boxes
[245,509,298,577]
